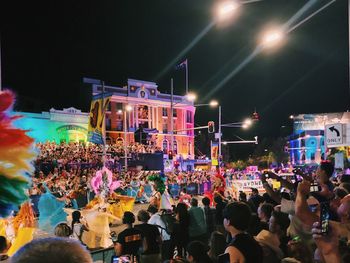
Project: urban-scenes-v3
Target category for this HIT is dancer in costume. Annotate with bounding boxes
[38,184,67,233]
[7,202,35,256]
[82,168,122,248]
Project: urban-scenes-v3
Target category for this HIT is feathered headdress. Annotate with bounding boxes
[0,90,36,218]
[148,172,166,194]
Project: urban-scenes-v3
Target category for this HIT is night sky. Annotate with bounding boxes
[1,0,349,159]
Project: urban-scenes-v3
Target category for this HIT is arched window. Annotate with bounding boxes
[173,140,178,154]
[163,139,169,153]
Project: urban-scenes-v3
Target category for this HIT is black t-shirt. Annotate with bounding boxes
[229,233,263,263]
[117,227,143,256]
[135,223,160,255]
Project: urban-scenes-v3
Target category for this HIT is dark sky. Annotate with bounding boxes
[1,0,349,158]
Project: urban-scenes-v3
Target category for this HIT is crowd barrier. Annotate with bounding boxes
[167,182,212,198]
[90,247,115,263]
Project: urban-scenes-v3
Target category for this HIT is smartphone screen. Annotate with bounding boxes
[310,183,321,193]
[320,202,330,235]
[111,255,119,263]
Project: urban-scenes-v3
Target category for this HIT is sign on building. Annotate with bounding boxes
[325,123,344,147]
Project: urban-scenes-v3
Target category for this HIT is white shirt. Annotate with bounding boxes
[148,213,171,241]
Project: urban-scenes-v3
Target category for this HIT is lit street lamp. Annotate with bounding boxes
[215,1,240,22]
[260,28,285,49]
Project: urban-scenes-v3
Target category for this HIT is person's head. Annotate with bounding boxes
[223,202,252,234]
[72,210,81,224]
[122,211,135,225]
[316,161,334,184]
[0,236,8,253]
[251,188,259,196]
[137,210,150,223]
[147,204,158,215]
[202,197,210,207]
[269,211,290,236]
[54,223,71,237]
[258,203,274,222]
[214,193,223,204]
[208,231,226,259]
[186,241,211,263]
[190,198,198,207]
[10,237,92,263]
[176,203,189,224]
[239,191,247,202]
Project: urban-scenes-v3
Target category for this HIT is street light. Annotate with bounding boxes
[209,100,219,107]
[186,92,197,102]
[123,105,133,171]
[215,1,240,22]
[260,28,285,49]
[244,118,253,126]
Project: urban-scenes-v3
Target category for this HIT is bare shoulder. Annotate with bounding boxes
[225,246,245,263]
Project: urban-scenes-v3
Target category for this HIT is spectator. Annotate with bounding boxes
[258,203,274,231]
[135,210,162,262]
[147,205,172,261]
[223,202,263,263]
[186,241,212,263]
[188,198,207,243]
[54,223,71,237]
[114,212,142,259]
[0,236,9,262]
[207,231,226,263]
[71,210,89,242]
[10,237,92,263]
[269,211,291,255]
[202,197,216,239]
[316,161,335,199]
[248,188,264,212]
[171,203,190,258]
[213,194,227,234]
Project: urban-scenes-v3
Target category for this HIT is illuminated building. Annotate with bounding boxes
[12,107,88,143]
[288,112,350,165]
[92,79,196,159]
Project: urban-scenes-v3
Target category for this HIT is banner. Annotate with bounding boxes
[211,141,219,166]
[231,180,265,193]
[87,93,111,144]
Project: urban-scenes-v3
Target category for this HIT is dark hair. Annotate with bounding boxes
[214,194,223,203]
[176,203,190,226]
[71,210,81,230]
[260,203,274,219]
[223,202,252,231]
[208,232,226,261]
[0,236,7,253]
[10,237,92,263]
[239,191,247,202]
[147,204,158,214]
[186,241,211,263]
[271,211,290,232]
[202,197,210,206]
[320,161,334,178]
[54,223,71,237]
[123,211,135,224]
[190,198,198,207]
[137,210,150,223]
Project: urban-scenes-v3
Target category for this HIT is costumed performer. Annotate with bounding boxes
[38,183,68,233]
[82,167,122,248]
[0,90,36,258]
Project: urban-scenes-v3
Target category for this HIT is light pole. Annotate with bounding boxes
[122,105,133,171]
[170,78,196,154]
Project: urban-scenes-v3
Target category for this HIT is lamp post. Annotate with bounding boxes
[170,79,196,155]
[122,105,133,171]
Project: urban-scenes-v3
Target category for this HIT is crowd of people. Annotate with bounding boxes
[1,139,350,262]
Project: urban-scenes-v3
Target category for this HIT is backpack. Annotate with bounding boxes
[159,212,176,235]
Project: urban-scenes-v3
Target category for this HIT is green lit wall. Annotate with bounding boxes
[11,111,88,143]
